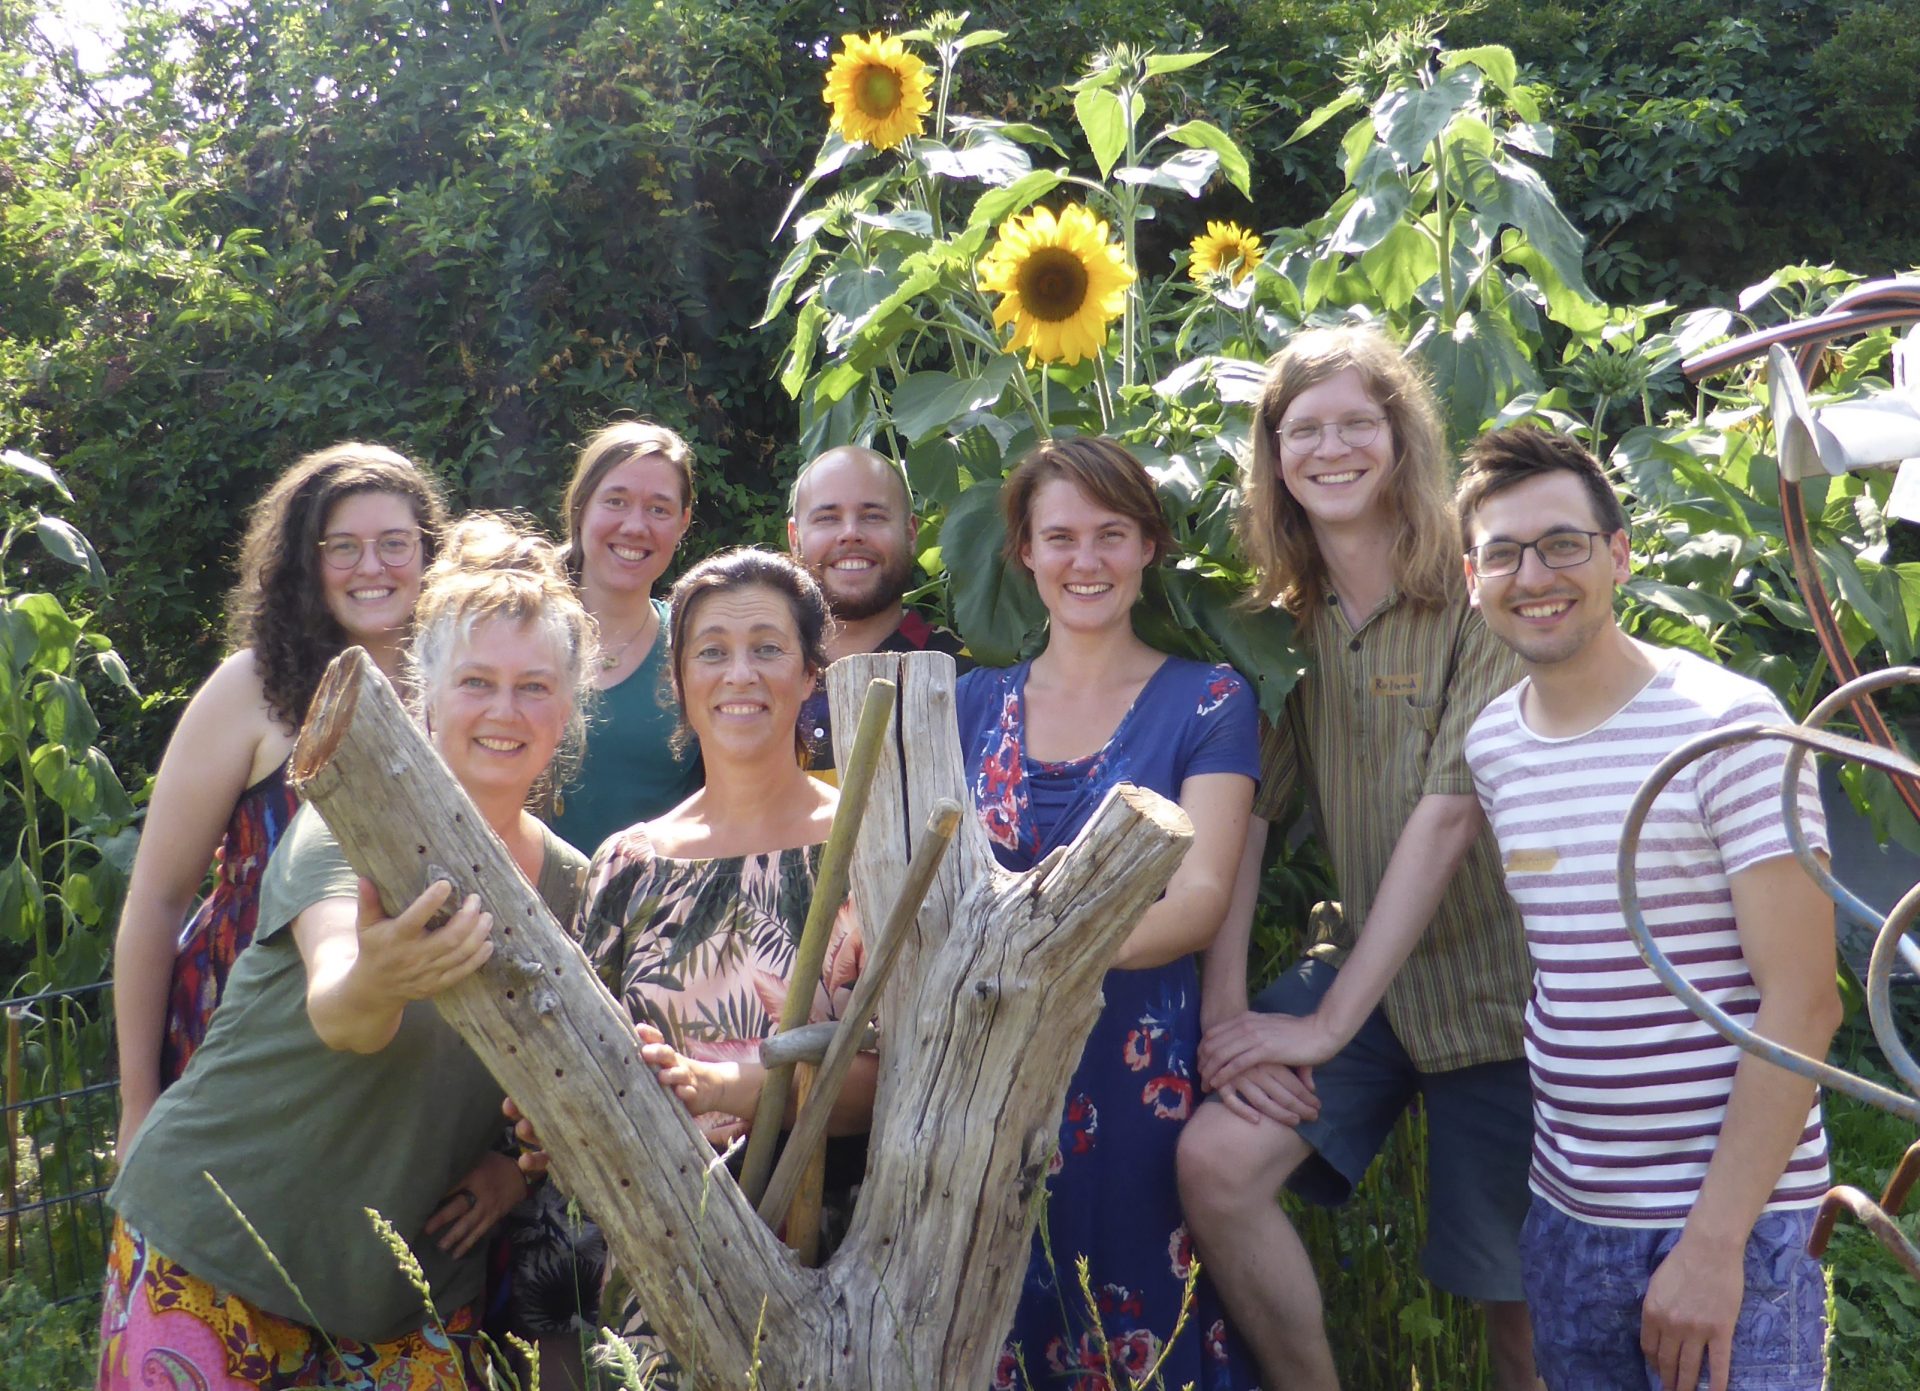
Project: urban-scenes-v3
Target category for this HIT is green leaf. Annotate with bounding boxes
[1188,582,1306,723]
[0,601,39,678]
[1328,177,1410,255]
[941,479,1046,664]
[1372,67,1479,172]
[1440,44,1518,95]
[779,301,828,399]
[1285,89,1362,147]
[952,29,1009,53]
[1819,540,1906,660]
[1621,577,1743,626]
[1,449,71,500]
[1414,310,1540,445]
[775,132,868,239]
[969,169,1068,229]
[1359,220,1438,311]
[758,236,821,327]
[1114,148,1219,197]
[1142,49,1222,78]
[32,673,100,750]
[15,593,80,674]
[33,515,106,587]
[920,134,1032,186]
[1154,356,1268,406]
[813,360,868,407]
[890,358,1017,445]
[1500,233,1607,333]
[0,860,42,945]
[951,116,1065,155]
[1075,87,1129,178]
[1162,120,1252,199]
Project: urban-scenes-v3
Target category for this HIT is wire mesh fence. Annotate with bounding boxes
[1,980,116,1306]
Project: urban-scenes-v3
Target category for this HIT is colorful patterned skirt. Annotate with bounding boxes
[98,1219,492,1391]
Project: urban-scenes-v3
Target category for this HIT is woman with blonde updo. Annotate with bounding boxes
[100,514,595,1391]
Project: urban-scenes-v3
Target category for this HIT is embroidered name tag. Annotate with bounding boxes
[1372,673,1420,697]
[1506,847,1559,874]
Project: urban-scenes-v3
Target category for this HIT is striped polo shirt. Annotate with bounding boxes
[1465,646,1830,1227]
[1255,581,1531,1072]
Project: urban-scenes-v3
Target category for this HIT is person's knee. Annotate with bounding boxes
[1177,1101,1308,1216]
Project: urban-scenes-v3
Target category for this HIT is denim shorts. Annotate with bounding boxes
[1521,1200,1827,1391]
[1255,956,1533,1302]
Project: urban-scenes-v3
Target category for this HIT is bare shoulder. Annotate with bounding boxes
[173,648,296,782]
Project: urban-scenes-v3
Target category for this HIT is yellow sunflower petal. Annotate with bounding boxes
[822,32,933,151]
[1187,220,1264,286]
[977,202,1137,366]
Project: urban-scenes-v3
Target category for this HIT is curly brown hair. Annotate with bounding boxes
[226,443,449,728]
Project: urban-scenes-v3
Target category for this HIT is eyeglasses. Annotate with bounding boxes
[1466,530,1609,578]
[318,528,421,570]
[1275,414,1386,453]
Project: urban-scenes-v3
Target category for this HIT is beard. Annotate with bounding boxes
[821,547,915,622]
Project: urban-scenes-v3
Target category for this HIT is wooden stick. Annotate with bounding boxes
[758,799,961,1227]
[736,677,895,1205]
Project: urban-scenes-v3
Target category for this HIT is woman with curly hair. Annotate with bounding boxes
[111,443,447,1156]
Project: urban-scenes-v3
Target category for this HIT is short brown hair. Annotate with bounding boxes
[561,421,695,581]
[1239,326,1456,616]
[1455,426,1629,550]
[1000,436,1177,570]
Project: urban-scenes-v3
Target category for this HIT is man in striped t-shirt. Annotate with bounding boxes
[1457,426,1839,1391]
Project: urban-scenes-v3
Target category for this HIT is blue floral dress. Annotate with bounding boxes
[956,656,1260,1391]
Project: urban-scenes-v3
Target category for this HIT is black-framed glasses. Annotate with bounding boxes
[1275,414,1386,453]
[318,528,421,570]
[1466,530,1609,578]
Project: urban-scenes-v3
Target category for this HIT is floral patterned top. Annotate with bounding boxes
[576,826,863,1145]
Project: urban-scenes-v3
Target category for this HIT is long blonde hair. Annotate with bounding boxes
[1238,326,1459,617]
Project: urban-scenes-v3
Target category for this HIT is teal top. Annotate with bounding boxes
[110,805,589,1344]
[551,597,701,858]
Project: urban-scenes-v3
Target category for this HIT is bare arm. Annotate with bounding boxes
[1197,817,1268,1028]
[294,879,495,1054]
[1641,853,1841,1391]
[1112,772,1254,971]
[1199,791,1483,1083]
[638,1024,879,1136]
[113,652,288,1153]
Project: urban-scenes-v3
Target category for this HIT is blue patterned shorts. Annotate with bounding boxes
[1521,1200,1827,1390]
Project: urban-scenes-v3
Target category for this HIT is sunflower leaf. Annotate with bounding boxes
[890,359,1017,445]
[1074,87,1128,178]
[758,237,821,327]
[1114,148,1219,197]
[1142,49,1222,78]
[968,169,1067,229]
[919,134,1031,186]
[953,29,1009,53]
[1285,89,1362,147]
[941,478,1046,665]
[1,450,70,500]
[774,133,868,240]
[1162,120,1251,199]
[33,516,106,587]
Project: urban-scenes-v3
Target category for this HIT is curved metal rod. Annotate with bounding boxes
[1868,876,1920,1099]
[1618,721,1920,1125]
[1682,279,1920,383]
[1784,667,1920,973]
[1806,1186,1920,1279]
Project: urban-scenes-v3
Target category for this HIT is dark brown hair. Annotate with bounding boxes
[1239,326,1456,616]
[999,435,1177,570]
[664,547,829,761]
[561,420,695,582]
[226,442,448,727]
[1455,426,1630,550]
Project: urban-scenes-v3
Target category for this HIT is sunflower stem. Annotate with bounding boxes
[1119,84,1142,393]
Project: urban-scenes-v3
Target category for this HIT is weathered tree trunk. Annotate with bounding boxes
[293,647,1190,1388]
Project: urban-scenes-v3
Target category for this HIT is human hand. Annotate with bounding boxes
[502,1096,548,1178]
[1198,1009,1340,1089]
[1642,1229,1744,1391]
[423,1151,524,1259]
[637,1023,748,1120]
[1213,1061,1319,1128]
[350,878,493,1006]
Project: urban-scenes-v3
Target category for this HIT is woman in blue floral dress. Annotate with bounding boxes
[956,437,1260,1391]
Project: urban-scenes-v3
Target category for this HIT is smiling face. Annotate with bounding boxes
[428,615,572,805]
[1020,477,1155,634]
[577,452,692,600]
[1273,367,1396,534]
[318,490,427,646]
[677,583,817,762]
[788,449,918,622]
[1465,470,1631,669]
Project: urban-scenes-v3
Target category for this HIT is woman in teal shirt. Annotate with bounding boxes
[549,421,703,855]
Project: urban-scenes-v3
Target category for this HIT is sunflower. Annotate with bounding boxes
[977,204,1136,366]
[822,33,933,151]
[1187,221,1263,286]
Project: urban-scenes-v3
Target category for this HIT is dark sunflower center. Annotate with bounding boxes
[1015,247,1090,322]
[857,66,903,117]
